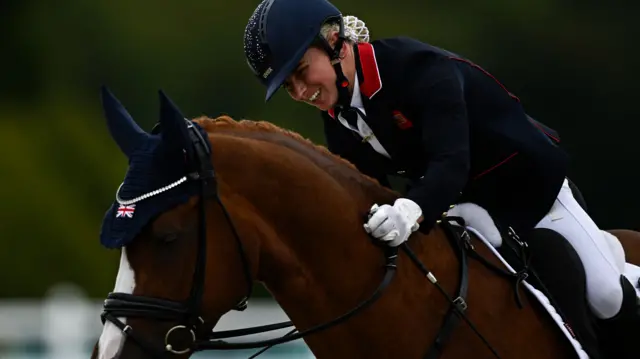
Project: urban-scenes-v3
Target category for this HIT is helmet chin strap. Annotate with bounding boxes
[330,48,352,109]
[317,19,352,110]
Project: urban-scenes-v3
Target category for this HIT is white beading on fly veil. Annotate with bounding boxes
[343,15,370,43]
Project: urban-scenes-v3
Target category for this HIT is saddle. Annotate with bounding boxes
[445,200,640,359]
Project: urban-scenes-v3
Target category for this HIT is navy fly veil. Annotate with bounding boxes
[99,86,211,249]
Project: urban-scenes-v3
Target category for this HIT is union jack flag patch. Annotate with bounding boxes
[116,204,136,218]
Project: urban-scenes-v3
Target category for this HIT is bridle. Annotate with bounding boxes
[100,120,504,358]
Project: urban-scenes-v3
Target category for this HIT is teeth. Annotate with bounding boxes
[309,89,320,102]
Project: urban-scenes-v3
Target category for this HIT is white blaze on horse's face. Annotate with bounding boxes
[97,248,136,359]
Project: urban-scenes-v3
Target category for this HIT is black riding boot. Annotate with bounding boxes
[597,275,640,359]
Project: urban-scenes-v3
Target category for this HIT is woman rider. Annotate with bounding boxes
[242,0,639,355]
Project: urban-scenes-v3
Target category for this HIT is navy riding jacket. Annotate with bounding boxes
[322,37,568,233]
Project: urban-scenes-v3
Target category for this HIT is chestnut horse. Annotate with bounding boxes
[92,89,640,359]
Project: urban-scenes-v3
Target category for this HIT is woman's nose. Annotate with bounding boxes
[291,80,307,101]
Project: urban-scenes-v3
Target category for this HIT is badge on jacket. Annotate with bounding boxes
[392,110,413,129]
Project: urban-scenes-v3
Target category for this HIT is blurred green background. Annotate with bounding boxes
[1,0,637,302]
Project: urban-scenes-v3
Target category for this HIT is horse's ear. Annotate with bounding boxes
[158,90,193,158]
[101,86,150,157]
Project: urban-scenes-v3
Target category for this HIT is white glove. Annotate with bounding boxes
[363,198,422,246]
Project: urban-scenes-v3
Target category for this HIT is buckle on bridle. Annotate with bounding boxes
[164,325,196,354]
[453,296,468,311]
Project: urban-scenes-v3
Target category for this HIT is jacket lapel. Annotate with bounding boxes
[355,44,407,168]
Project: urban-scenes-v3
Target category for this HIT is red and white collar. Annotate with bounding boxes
[328,43,382,119]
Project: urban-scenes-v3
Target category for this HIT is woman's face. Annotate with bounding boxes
[283,46,339,111]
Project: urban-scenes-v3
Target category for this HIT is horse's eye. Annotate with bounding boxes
[163,233,179,243]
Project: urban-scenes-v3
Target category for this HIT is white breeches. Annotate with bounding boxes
[535,178,625,319]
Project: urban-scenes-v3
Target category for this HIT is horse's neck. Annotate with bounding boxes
[212,129,415,356]
[211,128,394,285]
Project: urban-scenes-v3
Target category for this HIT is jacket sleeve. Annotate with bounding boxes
[403,57,471,232]
[321,112,391,188]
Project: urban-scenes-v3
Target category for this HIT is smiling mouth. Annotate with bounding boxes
[308,89,320,102]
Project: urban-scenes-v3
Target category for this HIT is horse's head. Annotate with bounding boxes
[93,88,252,359]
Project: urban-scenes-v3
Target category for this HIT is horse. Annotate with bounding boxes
[610,230,640,264]
[91,88,640,359]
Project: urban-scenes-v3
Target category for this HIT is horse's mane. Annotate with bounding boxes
[193,115,396,197]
